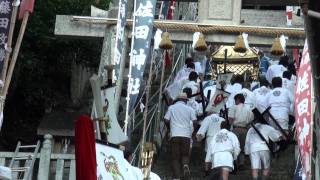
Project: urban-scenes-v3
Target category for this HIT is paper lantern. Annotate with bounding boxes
[194,33,208,52]
[234,34,247,53]
[159,32,173,50]
[270,37,284,56]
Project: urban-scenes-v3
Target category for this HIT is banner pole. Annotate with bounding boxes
[124,0,137,136]
[2,11,29,97]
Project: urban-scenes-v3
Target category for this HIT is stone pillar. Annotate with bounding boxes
[198,0,242,25]
[37,134,53,180]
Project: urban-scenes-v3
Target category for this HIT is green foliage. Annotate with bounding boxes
[0,0,111,149]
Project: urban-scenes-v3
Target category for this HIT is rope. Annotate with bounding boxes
[73,16,305,37]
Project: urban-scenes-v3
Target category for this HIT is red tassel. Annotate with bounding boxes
[165,51,171,68]
[167,0,176,20]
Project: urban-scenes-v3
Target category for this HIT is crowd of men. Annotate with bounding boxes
[163,53,296,180]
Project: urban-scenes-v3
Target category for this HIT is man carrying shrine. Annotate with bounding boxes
[266,56,289,84]
[164,92,197,180]
[196,111,225,152]
[182,71,199,100]
[253,78,271,113]
[205,121,240,180]
[228,93,254,168]
[245,120,284,180]
[265,77,294,132]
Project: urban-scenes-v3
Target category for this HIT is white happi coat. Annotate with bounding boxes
[239,88,255,109]
[282,78,295,97]
[228,103,254,128]
[187,99,203,116]
[266,64,287,83]
[166,67,194,100]
[244,123,282,155]
[164,101,197,138]
[182,80,199,96]
[253,86,271,113]
[265,87,294,130]
[197,114,225,151]
[205,129,240,169]
[225,83,243,108]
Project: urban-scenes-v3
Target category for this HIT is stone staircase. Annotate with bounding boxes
[152,139,295,180]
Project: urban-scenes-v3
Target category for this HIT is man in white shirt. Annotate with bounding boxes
[205,121,240,180]
[265,57,289,84]
[253,79,271,113]
[183,87,202,116]
[196,112,225,152]
[266,77,294,131]
[225,75,243,108]
[239,86,255,110]
[181,71,199,98]
[245,121,283,180]
[282,71,295,97]
[164,93,197,180]
[228,93,254,167]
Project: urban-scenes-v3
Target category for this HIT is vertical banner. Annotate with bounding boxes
[113,0,128,80]
[294,40,313,180]
[0,0,13,75]
[127,0,156,114]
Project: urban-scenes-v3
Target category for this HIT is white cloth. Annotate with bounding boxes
[187,99,202,116]
[166,79,188,100]
[225,83,243,108]
[194,61,203,75]
[197,114,225,151]
[253,86,271,113]
[182,81,199,96]
[174,67,194,83]
[266,87,294,130]
[205,129,240,170]
[228,103,254,128]
[124,160,161,180]
[244,123,282,155]
[249,150,271,169]
[282,78,295,96]
[164,101,197,138]
[239,88,255,109]
[266,64,287,83]
[0,166,11,180]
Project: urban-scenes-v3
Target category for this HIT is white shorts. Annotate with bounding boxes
[213,151,234,170]
[249,150,270,170]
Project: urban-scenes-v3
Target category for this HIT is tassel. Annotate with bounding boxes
[159,32,173,50]
[271,37,284,56]
[194,33,208,52]
[234,34,247,53]
[165,50,171,67]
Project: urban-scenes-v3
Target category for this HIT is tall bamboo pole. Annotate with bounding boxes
[155,51,166,141]
[1,0,19,87]
[2,11,29,97]
[124,0,137,136]
[141,52,155,151]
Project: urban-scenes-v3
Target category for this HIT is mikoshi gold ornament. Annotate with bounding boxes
[194,33,208,52]
[270,37,284,56]
[234,34,247,53]
[159,32,173,50]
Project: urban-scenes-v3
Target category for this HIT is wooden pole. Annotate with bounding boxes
[142,52,155,146]
[1,0,19,83]
[124,0,137,136]
[155,51,166,141]
[2,12,30,97]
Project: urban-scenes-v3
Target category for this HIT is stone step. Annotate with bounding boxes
[153,141,295,180]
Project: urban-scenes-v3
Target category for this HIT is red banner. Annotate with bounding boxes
[294,40,313,180]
